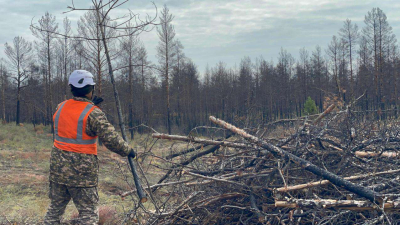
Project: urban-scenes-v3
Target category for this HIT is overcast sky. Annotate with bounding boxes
[1,0,400,76]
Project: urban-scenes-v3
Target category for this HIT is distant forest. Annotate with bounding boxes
[0,6,398,135]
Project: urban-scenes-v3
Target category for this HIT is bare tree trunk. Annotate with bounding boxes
[141,61,146,133]
[350,40,354,100]
[275,199,399,210]
[165,31,171,134]
[95,6,147,203]
[166,64,171,134]
[32,105,37,127]
[16,66,21,125]
[97,39,102,96]
[379,20,384,118]
[64,37,68,100]
[47,39,54,134]
[129,59,134,140]
[395,60,398,118]
[16,85,20,125]
[1,66,5,122]
[152,133,245,149]
[334,54,342,99]
[43,69,48,126]
[276,169,400,192]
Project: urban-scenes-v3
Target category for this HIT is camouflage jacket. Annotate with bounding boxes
[49,97,131,187]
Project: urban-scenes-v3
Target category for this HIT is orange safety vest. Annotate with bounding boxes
[53,99,98,155]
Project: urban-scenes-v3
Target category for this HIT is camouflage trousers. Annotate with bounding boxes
[43,182,99,225]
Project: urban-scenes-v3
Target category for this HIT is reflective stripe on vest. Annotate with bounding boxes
[54,101,97,145]
[53,99,98,155]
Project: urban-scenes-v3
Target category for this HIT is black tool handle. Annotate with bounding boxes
[128,156,148,203]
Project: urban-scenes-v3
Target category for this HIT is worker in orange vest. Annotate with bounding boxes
[44,70,135,224]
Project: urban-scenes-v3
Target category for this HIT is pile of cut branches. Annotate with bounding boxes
[124,104,400,224]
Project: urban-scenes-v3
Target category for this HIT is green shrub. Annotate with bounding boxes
[304,96,318,115]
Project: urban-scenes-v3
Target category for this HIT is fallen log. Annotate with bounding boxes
[355,151,399,158]
[275,199,400,211]
[185,170,273,187]
[275,169,400,192]
[209,116,380,203]
[165,134,232,160]
[153,133,252,149]
[183,170,249,188]
[313,104,336,125]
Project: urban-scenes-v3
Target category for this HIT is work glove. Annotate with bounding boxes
[92,96,104,106]
[128,148,136,158]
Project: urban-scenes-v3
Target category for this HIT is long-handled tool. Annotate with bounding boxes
[128,155,148,203]
[93,96,147,202]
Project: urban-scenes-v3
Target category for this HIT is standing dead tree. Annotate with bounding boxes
[157,5,177,135]
[0,59,7,123]
[31,12,58,132]
[119,22,139,140]
[92,0,149,204]
[339,19,359,100]
[4,37,32,126]
[59,17,73,99]
[77,8,118,97]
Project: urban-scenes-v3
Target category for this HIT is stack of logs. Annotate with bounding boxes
[123,104,400,224]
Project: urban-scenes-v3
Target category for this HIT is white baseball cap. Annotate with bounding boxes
[69,70,96,88]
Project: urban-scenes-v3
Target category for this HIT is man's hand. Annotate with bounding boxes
[128,148,136,158]
[92,96,104,106]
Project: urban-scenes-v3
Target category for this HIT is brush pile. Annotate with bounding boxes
[125,104,400,224]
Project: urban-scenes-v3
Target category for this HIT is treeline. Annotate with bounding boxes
[0,6,399,135]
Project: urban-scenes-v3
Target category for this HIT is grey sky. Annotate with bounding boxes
[1,0,400,76]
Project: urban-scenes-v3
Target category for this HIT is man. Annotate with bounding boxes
[44,70,135,224]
